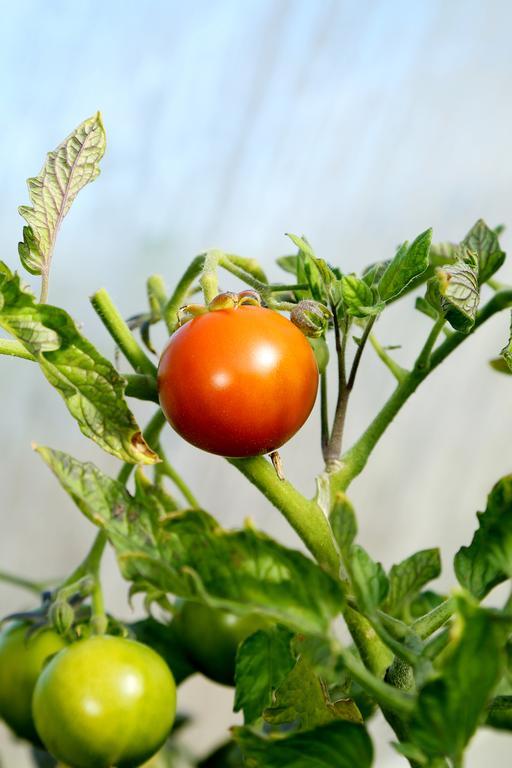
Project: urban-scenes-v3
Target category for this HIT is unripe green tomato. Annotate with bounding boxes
[0,621,67,744]
[33,635,177,768]
[174,602,269,686]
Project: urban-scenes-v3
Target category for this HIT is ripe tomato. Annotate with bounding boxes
[0,621,67,744]
[174,601,269,686]
[33,635,176,768]
[158,306,319,457]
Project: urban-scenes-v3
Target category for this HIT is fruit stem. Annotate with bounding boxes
[90,288,157,377]
[200,250,221,304]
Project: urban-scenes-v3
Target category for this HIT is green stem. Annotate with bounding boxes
[156,448,200,508]
[218,254,268,293]
[320,371,329,458]
[147,274,168,316]
[414,317,445,371]
[0,339,36,361]
[200,250,221,303]
[163,254,206,333]
[223,253,268,284]
[124,373,159,403]
[0,570,50,595]
[268,283,309,293]
[369,335,408,383]
[337,645,415,717]
[91,288,157,377]
[412,597,455,639]
[227,456,340,576]
[331,290,512,491]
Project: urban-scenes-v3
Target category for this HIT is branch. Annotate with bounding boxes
[163,254,206,333]
[228,455,340,576]
[331,290,512,492]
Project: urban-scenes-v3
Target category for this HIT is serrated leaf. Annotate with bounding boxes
[340,275,383,318]
[0,268,157,464]
[454,475,512,599]
[18,113,106,278]
[234,626,295,723]
[410,596,512,761]
[37,447,344,634]
[463,219,505,284]
[349,545,389,613]
[383,549,441,616]
[234,721,373,768]
[263,657,362,731]
[427,250,479,333]
[378,229,432,302]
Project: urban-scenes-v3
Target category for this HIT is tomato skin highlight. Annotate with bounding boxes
[158,306,319,457]
[173,602,270,686]
[32,635,176,768]
[0,622,67,745]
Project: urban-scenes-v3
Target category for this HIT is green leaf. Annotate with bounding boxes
[18,113,106,277]
[415,295,440,321]
[263,656,362,731]
[463,219,506,285]
[499,311,512,373]
[454,475,512,599]
[0,268,157,464]
[340,275,383,318]
[427,250,479,333]
[410,596,512,761]
[329,493,357,561]
[486,696,512,731]
[362,260,390,287]
[378,229,432,302]
[234,626,295,724]
[234,721,373,768]
[276,255,299,277]
[129,617,195,685]
[383,549,441,616]
[490,357,512,375]
[37,447,344,634]
[349,545,389,613]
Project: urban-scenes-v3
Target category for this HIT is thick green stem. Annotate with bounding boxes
[218,254,268,293]
[0,339,36,361]
[343,605,393,677]
[337,644,414,717]
[163,254,206,332]
[91,288,157,377]
[331,290,512,492]
[228,456,340,575]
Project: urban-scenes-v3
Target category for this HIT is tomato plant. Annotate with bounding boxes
[1,114,512,768]
[0,622,67,745]
[32,635,176,768]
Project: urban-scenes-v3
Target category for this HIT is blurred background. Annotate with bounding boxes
[1,0,512,764]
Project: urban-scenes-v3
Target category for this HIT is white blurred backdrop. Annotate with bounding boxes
[1,1,512,764]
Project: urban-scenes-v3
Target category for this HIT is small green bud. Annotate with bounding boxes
[49,600,75,635]
[290,300,331,338]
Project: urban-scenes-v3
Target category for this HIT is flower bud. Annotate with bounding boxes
[290,300,331,338]
[49,600,75,635]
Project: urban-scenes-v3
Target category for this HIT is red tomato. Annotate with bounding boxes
[158,306,319,457]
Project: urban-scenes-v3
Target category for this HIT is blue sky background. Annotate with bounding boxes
[2,2,512,765]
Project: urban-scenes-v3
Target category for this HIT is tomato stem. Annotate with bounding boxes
[227,456,340,576]
[0,569,53,595]
[335,641,415,717]
[412,597,455,639]
[369,333,408,383]
[330,289,512,493]
[200,250,221,304]
[90,288,157,377]
[163,254,207,332]
[155,444,200,508]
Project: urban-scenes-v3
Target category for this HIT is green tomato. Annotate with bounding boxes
[0,621,67,744]
[33,635,177,768]
[174,602,269,686]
